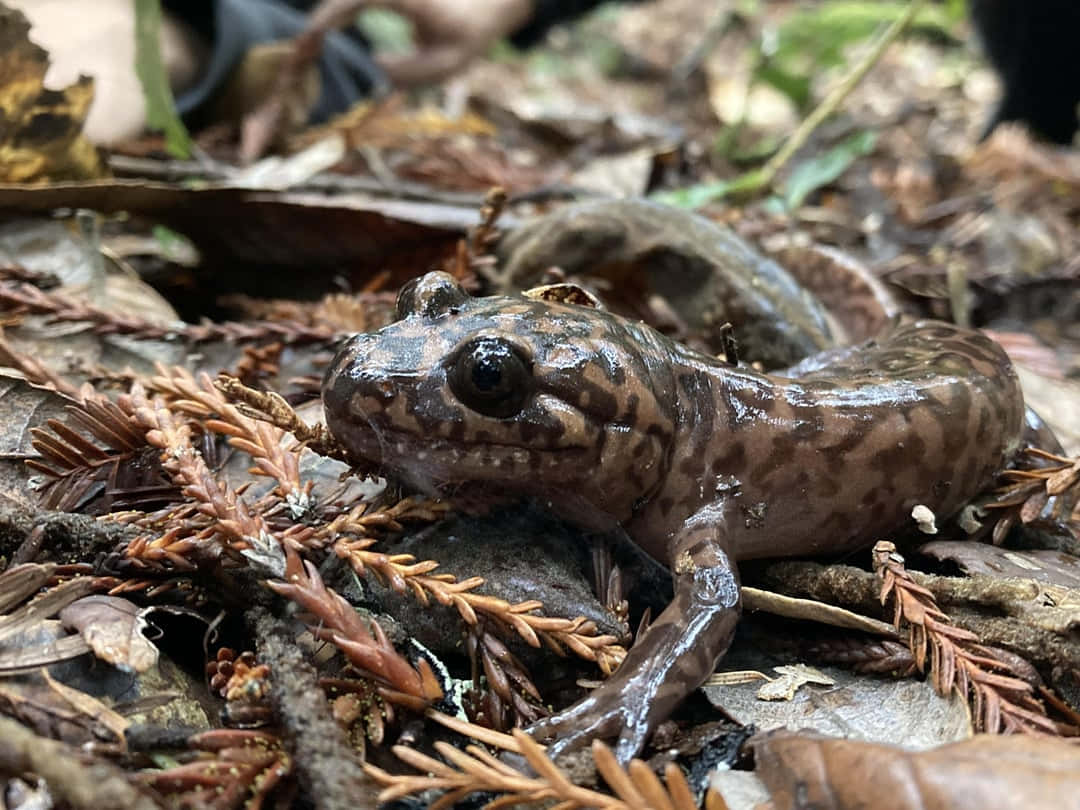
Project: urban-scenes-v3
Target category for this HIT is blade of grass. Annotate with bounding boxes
[133,0,193,158]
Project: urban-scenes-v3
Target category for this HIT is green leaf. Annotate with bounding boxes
[134,0,192,158]
[757,1,959,108]
[754,63,811,108]
[781,129,876,210]
[356,9,415,55]
[151,225,196,262]
[652,181,736,209]
[651,169,767,209]
[943,0,968,24]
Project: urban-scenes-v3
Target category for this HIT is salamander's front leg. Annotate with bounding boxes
[526,510,741,764]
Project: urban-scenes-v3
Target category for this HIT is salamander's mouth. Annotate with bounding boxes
[328,418,588,472]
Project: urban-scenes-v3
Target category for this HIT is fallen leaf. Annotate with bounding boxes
[782,130,877,210]
[59,595,158,674]
[750,730,1080,810]
[0,181,481,289]
[0,577,98,645]
[919,541,1080,589]
[41,668,128,744]
[704,646,970,747]
[0,4,103,182]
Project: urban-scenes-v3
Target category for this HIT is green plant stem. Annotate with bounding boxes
[740,0,928,195]
[133,0,193,158]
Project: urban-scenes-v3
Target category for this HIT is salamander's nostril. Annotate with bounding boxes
[323,366,397,438]
[369,376,396,401]
[337,369,399,410]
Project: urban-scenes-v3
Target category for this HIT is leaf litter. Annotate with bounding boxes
[0,0,1077,808]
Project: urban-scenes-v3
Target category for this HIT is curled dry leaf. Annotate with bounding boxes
[58,595,158,674]
[523,282,603,308]
[756,664,835,701]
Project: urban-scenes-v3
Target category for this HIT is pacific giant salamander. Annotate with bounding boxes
[322,259,1025,761]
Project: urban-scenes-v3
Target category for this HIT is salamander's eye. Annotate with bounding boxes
[448,337,532,418]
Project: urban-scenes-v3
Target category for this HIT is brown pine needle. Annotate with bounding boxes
[872,541,1073,736]
[336,534,626,673]
[269,542,442,703]
[365,727,719,809]
[425,708,525,753]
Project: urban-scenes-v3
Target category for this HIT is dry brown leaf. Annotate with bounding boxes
[296,96,496,151]
[40,669,129,744]
[58,595,158,674]
[919,541,1080,589]
[750,730,1080,810]
[0,4,103,182]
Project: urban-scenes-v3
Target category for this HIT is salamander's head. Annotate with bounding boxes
[322,272,676,519]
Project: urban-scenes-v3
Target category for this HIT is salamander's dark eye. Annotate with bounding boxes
[448,337,532,418]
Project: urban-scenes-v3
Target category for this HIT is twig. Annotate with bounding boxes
[982,447,1080,544]
[149,367,311,511]
[124,383,290,577]
[248,606,381,810]
[0,280,337,346]
[0,332,81,399]
[0,715,162,810]
[466,628,547,729]
[137,730,291,810]
[322,502,625,675]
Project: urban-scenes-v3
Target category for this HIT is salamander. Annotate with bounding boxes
[322,269,1026,762]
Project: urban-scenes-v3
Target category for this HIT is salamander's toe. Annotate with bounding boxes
[523,690,651,766]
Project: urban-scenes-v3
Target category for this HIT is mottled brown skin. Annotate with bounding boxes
[322,272,1025,763]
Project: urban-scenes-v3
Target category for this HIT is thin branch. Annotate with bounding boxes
[137,730,291,810]
[149,366,310,511]
[125,384,283,566]
[982,447,1080,543]
[0,332,81,398]
[0,715,161,810]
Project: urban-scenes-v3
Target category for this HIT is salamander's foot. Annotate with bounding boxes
[525,680,658,765]
[525,548,742,767]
